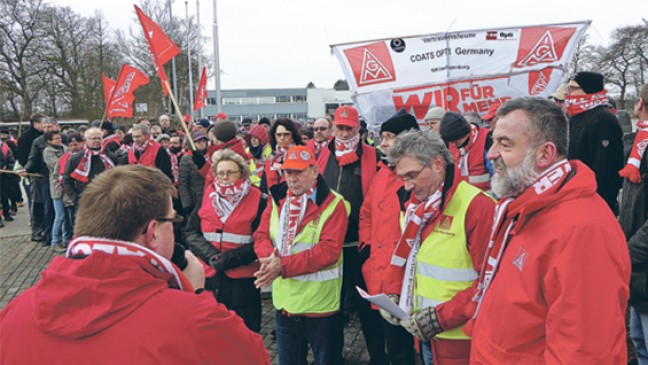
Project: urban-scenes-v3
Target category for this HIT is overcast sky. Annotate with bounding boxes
[49,0,645,90]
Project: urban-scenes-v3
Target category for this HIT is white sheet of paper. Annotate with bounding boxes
[356,286,410,321]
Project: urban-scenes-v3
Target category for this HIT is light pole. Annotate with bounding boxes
[185,0,195,115]
[212,0,222,113]
[196,0,204,117]
[168,0,179,111]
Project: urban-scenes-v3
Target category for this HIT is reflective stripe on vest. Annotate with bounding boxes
[269,190,350,315]
[291,265,343,282]
[202,232,252,245]
[413,181,492,340]
[416,261,478,282]
[468,173,491,184]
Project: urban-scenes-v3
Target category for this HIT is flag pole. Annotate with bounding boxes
[98,109,108,130]
[165,80,196,150]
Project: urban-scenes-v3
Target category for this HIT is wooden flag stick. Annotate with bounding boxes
[98,109,108,130]
[165,80,196,150]
[0,169,44,178]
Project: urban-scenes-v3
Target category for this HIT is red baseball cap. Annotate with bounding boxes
[215,112,227,120]
[280,146,317,170]
[334,106,359,128]
[482,102,501,121]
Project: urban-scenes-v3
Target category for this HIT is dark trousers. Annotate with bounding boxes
[383,317,416,365]
[207,274,262,333]
[0,176,10,218]
[276,310,336,365]
[331,247,388,365]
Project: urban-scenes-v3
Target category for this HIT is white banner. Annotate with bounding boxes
[331,21,590,128]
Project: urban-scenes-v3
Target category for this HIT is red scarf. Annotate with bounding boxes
[619,120,648,183]
[464,159,572,334]
[70,146,114,183]
[565,90,609,117]
[335,134,360,166]
[209,178,250,223]
[458,124,479,177]
[277,185,315,256]
[66,236,193,292]
[314,139,330,153]
[135,136,154,154]
[391,183,445,313]
[269,144,293,173]
[168,149,184,186]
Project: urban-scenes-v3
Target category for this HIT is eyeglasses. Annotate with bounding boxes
[397,166,427,183]
[275,132,292,138]
[155,213,184,224]
[313,127,328,132]
[217,170,242,178]
[567,84,582,93]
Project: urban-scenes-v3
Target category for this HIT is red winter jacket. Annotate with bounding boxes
[358,163,404,298]
[0,250,270,365]
[469,161,630,364]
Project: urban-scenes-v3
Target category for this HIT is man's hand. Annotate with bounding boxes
[401,306,444,342]
[16,169,27,177]
[182,250,205,291]
[254,248,281,288]
[379,294,402,326]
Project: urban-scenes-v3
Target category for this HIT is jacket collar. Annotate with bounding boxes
[269,174,331,207]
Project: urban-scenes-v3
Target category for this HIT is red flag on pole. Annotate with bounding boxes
[134,5,180,96]
[194,66,208,111]
[107,64,150,119]
[102,74,116,108]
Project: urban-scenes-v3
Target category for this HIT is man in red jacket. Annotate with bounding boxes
[254,145,349,365]
[467,97,630,364]
[128,123,173,180]
[0,165,270,364]
[359,109,419,364]
[381,130,494,365]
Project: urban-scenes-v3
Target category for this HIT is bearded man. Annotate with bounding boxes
[467,97,630,364]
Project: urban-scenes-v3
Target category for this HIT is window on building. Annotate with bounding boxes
[257,97,275,104]
[206,98,216,105]
[292,95,306,103]
[223,97,241,105]
[277,113,290,118]
[241,97,257,104]
[276,96,291,103]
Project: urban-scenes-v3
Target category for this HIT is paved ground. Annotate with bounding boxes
[0,205,385,364]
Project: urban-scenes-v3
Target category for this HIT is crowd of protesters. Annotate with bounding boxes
[1,70,646,365]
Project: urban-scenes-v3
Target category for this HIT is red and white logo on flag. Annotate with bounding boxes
[528,68,552,95]
[514,27,576,68]
[344,42,396,87]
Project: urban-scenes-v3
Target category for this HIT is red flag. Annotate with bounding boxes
[134,5,180,96]
[194,66,208,110]
[102,74,116,108]
[107,64,150,119]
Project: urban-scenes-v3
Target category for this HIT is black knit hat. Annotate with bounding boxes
[213,121,237,143]
[380,109,420,136]
[259,117,271,126]
[439,112,470,142]
[572,71,604,94]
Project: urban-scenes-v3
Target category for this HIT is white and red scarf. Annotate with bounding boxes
[458,124,479,177]
[277,185,315,256]
[335,134,360,166]
[70,146,114,183]
[135,136,154,155]
[391,184,444,314]
[619,120,648,184]
[168,149,184,186]
[269,144,293,172]
[565,90,609,117]
[66,236,191,292]
[209,178,250,223]
[465,159,572,333]
[314,138,330,154]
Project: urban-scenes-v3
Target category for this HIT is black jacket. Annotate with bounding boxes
[619,131,648,311]
[62,151,117,206]
[16,127,42,167]
[568,106,624,214]
[319,140,380,244]
[178,153,206,211]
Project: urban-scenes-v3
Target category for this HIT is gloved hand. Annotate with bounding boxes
[401,306,444,342]
[208,252,225,272]
[192,149,206,169]
[379,294,402,326]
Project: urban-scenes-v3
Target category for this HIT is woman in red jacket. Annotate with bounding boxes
[260,118,303,194]
[186,149,267,332]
